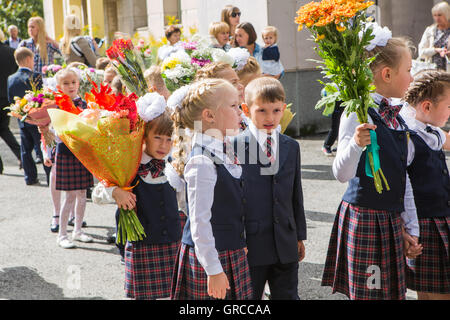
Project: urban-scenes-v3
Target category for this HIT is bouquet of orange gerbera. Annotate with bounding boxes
[295,0,390,194]
[48,83,146,244]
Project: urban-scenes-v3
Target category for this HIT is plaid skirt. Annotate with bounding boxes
[171,243,253,300]
[179,211,187,234]
[55,152,93,191]
[125,240,180,300]
[406,216,450,294]
[321,201,406,300]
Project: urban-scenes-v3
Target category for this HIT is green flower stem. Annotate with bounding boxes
[116,208,146,245]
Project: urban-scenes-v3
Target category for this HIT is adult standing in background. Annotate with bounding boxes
[234,22,262,61]
[4,25,22,49]
[18,16,60,74]
[60,15,100,67]
[0,39,21,174]
[418,1,450,70]
[221,5,241,45]
[157,25,183,61]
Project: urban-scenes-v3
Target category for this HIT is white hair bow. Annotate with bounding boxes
[136,92,167,122]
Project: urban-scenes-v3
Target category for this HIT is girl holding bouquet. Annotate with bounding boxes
[53,68,93,249]
[93,92,182,300]
[171,79,252,300]
[321,31,423,299]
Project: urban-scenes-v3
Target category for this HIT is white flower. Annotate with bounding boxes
[227,47,250,71]
[190,33,211,49]
[361,22,392,51]
[167,85,191,112]
[43,77,57,91]
[211,49,235,66]
[168,49,191,64]
[136,92,167,122]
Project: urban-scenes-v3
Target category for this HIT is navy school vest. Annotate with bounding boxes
[342,107,410,212]
[181,145,247,251]
[127,174,181,245]
[407,133,450,218]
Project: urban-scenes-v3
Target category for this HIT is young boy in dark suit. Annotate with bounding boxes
[234,77,306,300]
[7,47,43,185]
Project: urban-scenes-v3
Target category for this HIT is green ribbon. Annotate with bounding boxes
[365,129,380,178]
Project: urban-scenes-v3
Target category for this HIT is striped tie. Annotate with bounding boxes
[265,136,274,163]
[223,139,239,165]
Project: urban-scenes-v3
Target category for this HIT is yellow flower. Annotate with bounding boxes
[316,34,326,41]
[336,25,346,32]
[162,58,181,70]
[19,98,27,107]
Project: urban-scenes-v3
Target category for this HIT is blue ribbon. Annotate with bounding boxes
[365,129,380,178]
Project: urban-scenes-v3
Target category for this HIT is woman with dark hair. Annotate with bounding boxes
[234,22,262,61]
[157,25,183,61]
[221,5,241,43]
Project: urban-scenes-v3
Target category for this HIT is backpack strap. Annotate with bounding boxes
[70,36,84,57]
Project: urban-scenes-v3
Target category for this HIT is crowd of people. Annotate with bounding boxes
[0,2,449,302]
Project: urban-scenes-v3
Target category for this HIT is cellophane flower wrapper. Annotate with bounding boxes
[106,38,148,97]
[295,0,389,194]
[280,103,296,134]
[48,87,147,244]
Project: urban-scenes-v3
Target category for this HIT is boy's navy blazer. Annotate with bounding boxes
[234,128,306,267]
[7,68,43,128]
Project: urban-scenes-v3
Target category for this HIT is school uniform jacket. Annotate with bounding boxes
[234,128,307,267]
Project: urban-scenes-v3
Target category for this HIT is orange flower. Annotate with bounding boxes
[316,34,326,41]
[295,0,373,29]
[54,91,82,115]
[336,25,346,32]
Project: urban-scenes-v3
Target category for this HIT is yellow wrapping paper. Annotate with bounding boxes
[48,108,144,188]
[280,103,296,134]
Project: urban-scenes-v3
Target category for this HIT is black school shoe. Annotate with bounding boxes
[51,216,59,233]
[68,217,87,227]
[26,179,40,186]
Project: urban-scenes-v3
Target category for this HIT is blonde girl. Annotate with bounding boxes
[18,16,60,74]
[171,78,252,300]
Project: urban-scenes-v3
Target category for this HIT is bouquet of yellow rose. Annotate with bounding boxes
[295,0,389,194]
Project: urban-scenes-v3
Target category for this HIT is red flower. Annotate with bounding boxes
[113,93,138,130]
[107,39,134,60]
[85,81,116,110]
[54,90,82,115]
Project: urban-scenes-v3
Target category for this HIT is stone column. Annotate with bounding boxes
[43,0,65,40]
[146,0,166,39]
[85,0,105,39]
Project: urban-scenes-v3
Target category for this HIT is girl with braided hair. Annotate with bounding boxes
[401,70,450,300]
[170,78,252,300]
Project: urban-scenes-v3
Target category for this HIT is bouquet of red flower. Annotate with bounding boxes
[48,82,146,244]
[106,38,148,97]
